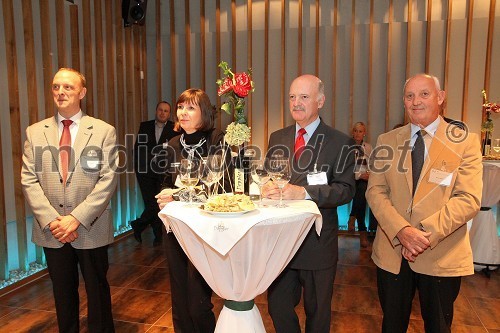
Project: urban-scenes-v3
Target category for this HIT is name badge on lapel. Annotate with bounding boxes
[81,149,101,172]
[429,168,452,186]
[307,172,328,185]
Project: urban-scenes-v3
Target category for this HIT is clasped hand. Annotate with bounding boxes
[50,215,80,243]
[261,181,305,200]
[156,189,175,209]
[397,226,432,262]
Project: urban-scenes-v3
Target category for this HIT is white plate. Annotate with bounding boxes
[200,208,257,217]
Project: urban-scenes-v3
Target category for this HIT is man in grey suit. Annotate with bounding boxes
[21,68,118,332]
[263,74,356,333]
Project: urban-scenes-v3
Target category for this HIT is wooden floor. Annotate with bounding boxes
[0,232,499,332]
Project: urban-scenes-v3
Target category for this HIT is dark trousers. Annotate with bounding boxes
[268,265,337,333]
[377,259,461,333]
[350,179,368,231]
[135,174,164,237]
[368,209,378,232]
[43,244,114,333]
[165,233,215,333]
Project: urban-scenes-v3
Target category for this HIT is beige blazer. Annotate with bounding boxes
[366,117,482,277]
[21,115,118,249]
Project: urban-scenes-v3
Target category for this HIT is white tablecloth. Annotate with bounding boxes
[469,161,500,269]
[159,199,322,333]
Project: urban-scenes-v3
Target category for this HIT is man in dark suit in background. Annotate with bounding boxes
[131,101,179,245]
[263,74,356,333]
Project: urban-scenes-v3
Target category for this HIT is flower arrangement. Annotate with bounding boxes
[217,61,254,146]
[481,89,500,133]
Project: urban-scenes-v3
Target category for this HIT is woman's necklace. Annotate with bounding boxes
[179,134,207,160]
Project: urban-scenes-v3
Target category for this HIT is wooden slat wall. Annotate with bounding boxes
[170,0,177,107]
[385,0,394,132]
[69,5,80,71]
[156,0,162,98]
[0,122,7,280]
[247,0,252,134]
[1,0,500,287]
[444,0,453,95]
[56,0,67,67]
[2,0,28,273]
[114,0,129,230]
[462,0,475,123]
[367,0,374,136]
[349,1,355,130]
[94,0,106,121]
[331,0,338,127]
[40,0,54,119]
[22,0,39,126]
[82,0,94,116]
[483,0,496,94]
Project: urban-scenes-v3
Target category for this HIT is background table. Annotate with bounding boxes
[469,161,500,273]
[159,199,322,333]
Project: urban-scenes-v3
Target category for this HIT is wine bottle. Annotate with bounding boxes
[482,132,492,156]
[233,147,253,195]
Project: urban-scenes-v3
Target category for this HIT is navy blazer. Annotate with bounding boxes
[134,119,179,180]
[267,120,356,270]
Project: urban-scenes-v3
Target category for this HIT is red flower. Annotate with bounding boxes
[233,72,252,98]
[218,77,233,96]
[484,102,500,113]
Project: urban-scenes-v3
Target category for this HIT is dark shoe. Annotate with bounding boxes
[130,220,142,243]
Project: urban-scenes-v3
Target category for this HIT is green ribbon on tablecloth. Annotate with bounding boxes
[224,299,255,311]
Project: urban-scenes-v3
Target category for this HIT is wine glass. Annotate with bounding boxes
[493,138,500,156]
[178,158,201,206]
[200,154,224,198]
[268,157,291,208]
[251,159,271,207]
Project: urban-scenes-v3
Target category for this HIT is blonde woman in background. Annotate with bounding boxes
[347,122,372,248]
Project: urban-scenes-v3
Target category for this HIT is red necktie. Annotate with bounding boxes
[60,119,73,183]
[294,128,306,161]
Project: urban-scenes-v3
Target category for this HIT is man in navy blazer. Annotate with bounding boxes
[131,101,179,245]
[263,74,356,333]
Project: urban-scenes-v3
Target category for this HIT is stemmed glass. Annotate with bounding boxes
[200,154,224,198]
[268,157,291,208]
[178,158,201,206]
[251,159,271,207]
[493,138,500,156]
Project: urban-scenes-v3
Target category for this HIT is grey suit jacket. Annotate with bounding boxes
[21,114,118,249]
[267,120,356,270]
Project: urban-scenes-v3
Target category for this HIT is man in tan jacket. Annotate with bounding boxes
[366,74,482,333]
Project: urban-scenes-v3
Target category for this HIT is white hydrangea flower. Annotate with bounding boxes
[225,122,251,146]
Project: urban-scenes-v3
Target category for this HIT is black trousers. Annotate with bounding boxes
[350,179,368,231]
[268,265,337,333]
[165,233,216,333]
[377,259,461,333]
[43,244,114,333]
[135,174,164,237]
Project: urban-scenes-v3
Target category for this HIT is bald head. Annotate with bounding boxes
[403,73,445,128]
